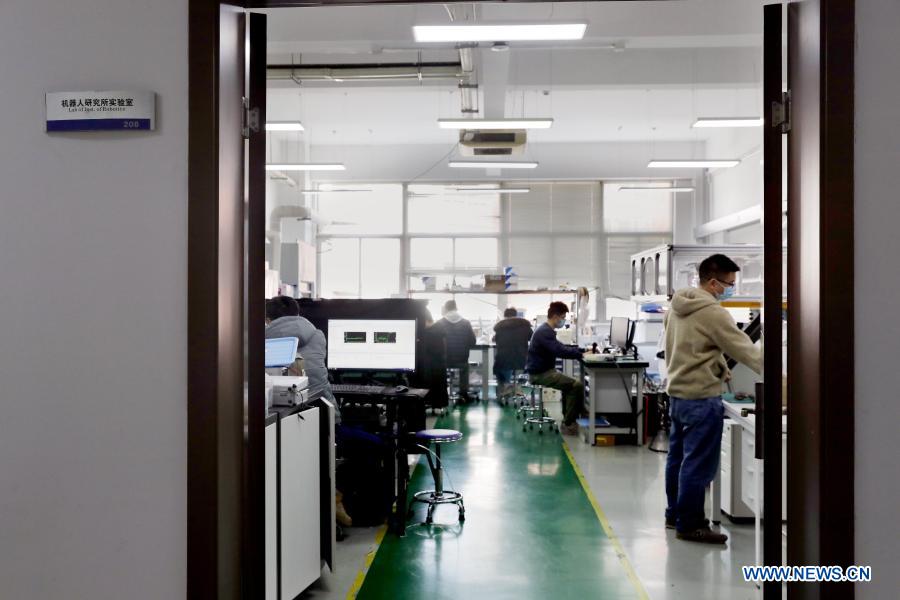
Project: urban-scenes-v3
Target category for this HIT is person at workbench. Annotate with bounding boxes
[525,301,588,436]
[663,254,762,545]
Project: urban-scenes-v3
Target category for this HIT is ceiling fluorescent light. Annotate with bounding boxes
[298,188,372,194]
[268,172,297,187]
[265,163,346,172]
[413,23,587,43]
[438,118,553,130]
[265,121,305,132]
[647,159,740,169]
[618,186,696,193]
[448,161,538,169]
[452,187,531,194]
[692,117,764,129]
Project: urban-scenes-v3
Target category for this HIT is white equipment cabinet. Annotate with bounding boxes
[630,244,765,302]
[279,407,321,599]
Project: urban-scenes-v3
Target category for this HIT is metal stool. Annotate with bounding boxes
[515,379,542,421]
[499,369,529,407]
[408,429,465,524]
[524,384,558,435]
[446,367,464,406]
[649,394,671,453]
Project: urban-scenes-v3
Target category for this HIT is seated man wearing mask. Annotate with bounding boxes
[525,301,587,436]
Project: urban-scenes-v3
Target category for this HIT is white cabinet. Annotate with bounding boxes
[740,428,787,516]
[721,421,754,519]
[280,408,321,599]
[265,422,278,600]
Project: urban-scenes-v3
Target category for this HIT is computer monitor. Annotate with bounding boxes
[265,337,299,368]
[327,319,417,371]
[609,317,630,350]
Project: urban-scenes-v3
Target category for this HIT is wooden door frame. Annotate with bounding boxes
[787,1,855,598]
[187,1,856,597]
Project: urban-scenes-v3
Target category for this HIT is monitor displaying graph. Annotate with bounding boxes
[327,319,416,371]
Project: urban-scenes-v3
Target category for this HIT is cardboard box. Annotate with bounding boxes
[484,274,506,292]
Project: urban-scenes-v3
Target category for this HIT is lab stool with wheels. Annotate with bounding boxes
[446,367,476,406]
[408,429,466,524]
[499,369,529,407]
[515,380,542,421]
[446,367,463,406]
[523,384,557,435]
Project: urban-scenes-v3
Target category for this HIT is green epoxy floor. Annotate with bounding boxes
[357,403,642,599]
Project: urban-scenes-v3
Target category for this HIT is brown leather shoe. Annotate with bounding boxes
[335,490,353,528]
[559,422,579,436]
[676,527,728,545]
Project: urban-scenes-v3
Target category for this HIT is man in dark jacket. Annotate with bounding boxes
[525,301,586,435]
[414,316,450,410]
[432,300,477,401]
[493,307,533,401]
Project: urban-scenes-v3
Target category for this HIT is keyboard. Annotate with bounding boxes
[331,384,389,395]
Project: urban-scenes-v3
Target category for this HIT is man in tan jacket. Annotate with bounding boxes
[664,254,761,544]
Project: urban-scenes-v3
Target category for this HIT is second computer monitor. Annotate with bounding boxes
[609,316,631,350]
[327,319,417,371]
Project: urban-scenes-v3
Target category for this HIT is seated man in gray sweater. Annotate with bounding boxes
[265,296,334,404]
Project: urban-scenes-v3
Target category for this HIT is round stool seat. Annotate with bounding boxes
[415,429,463,443]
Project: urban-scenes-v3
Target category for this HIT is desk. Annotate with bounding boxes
[579,359,649,445]
[474,343,493,401]
[331,387,427,536]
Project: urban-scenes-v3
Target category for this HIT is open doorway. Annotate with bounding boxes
[188,1,855,598]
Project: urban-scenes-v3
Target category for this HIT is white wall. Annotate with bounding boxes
[704,127,764,244]
[854,1,900,596]
[0,1,187,598]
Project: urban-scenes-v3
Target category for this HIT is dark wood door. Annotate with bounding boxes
[786,1,855,598]
[245,11,268,600]
[188,4,246,599]
[762,5,785,599]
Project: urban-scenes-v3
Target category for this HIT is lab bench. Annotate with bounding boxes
[578,359,649,445]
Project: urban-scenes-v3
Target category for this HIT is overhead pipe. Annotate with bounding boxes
[267,62,465,82]
[267,205,331,274]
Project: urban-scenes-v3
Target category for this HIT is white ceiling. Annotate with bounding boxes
[263,0,766,182]
[264,1,765,53]
[268,86,761,145]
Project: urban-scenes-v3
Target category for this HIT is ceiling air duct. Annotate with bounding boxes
[458,130,527,157]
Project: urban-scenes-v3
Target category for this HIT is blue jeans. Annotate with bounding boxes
[665,396,724,532]
[335,423,385,454]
